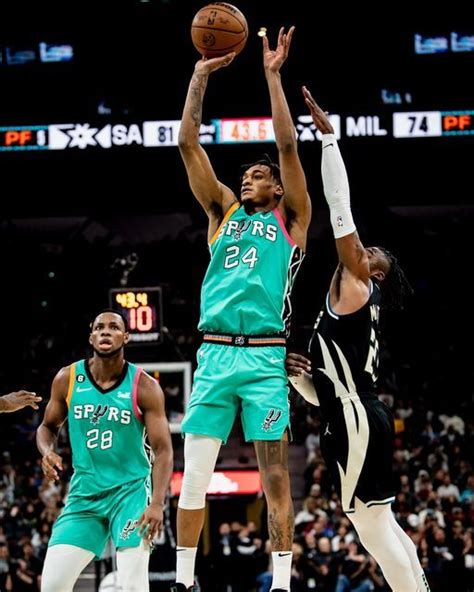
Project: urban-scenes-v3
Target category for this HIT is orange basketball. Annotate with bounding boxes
[191,3,248,59]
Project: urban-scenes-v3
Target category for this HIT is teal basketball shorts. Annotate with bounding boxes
[48,477,151,558]
[181,341,290,443]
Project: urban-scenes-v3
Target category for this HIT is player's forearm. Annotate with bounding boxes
[36,423,58,456]
[266,72,297,151]
[0,397,7,412]
[321,135,355,238]
[178,71,208,147]
[150,448,173,506]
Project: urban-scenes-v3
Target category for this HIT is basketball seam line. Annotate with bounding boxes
[193,36,247,51]
[192,25,246,34]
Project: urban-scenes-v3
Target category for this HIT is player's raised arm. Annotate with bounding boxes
[178,54,238,235]
[302,86,369,282]
[263,27,311,250]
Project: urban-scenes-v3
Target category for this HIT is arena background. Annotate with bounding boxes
[0,2,473,590]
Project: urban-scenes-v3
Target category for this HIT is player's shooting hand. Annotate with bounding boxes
[137,502,164,542]
[286,352,311,376]
[263,26,295,74]
[0,390,42,413]
[195,52,235,75]
[41,450,63,482]
[302,86,334,134]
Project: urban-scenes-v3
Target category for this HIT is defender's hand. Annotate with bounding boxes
[302,86,334,134]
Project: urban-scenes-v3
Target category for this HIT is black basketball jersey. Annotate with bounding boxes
[309,281,381,410]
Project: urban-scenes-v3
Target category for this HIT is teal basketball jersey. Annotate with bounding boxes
[198,203,304,335]
[66,360,150,496]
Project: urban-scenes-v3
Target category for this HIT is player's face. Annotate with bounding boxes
[366,247,390,281]
[89,313,129,357]
[240,165,283,209]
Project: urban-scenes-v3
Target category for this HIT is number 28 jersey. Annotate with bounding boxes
[66,360,150,497]
[309,282,381,409]
[199,203,304,336]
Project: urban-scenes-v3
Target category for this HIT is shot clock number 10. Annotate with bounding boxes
[109,287,163,345]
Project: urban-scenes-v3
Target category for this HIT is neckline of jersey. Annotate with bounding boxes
[84,359,129,394]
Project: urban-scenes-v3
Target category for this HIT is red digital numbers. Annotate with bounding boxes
[129,306,153,332]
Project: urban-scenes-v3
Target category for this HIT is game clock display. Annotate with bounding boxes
[109,287,163,345]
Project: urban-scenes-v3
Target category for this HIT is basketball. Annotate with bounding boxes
[191,3,248,59]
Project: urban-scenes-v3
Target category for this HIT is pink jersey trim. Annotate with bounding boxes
[132,367,144,423]
[273,207,296,247]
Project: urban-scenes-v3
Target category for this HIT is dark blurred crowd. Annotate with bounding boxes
[293,394,474,591]
[2,384,473,591]
[195,388,473,591]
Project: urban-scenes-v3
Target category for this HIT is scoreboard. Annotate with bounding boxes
[215,117,275,144]
[0,126,49,150]
[393,111,474,137]
[1,109,472,152]
[109,287,163,345]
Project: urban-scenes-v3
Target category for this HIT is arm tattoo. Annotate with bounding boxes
[189,72,207,129]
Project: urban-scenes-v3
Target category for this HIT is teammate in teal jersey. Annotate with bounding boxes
[37,310,173,592]
[172,27,312,592]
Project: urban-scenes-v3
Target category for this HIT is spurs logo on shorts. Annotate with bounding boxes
[90,404,109,426]
[120,518,139,540]
[262,408,282,431]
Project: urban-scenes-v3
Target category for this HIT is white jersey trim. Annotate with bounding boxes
[326,292,339,320]
[365,496,396,508]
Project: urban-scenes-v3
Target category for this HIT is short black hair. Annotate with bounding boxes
[90,309,128,331]
[240,153,282,187]
[376,247,413,310]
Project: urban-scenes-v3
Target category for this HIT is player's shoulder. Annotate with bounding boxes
[136,369,164,409]
[54,364,73,381]
[54,359,83,380]
[51,364,75,398]
[137,368,161,393]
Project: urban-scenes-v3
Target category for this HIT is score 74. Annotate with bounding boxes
[393,112,442,138]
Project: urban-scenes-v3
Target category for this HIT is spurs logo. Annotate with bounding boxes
[234,220,251,240]
[120,519,139,540]
[262,409,282,432]
[324,422,332,436]
[90,404,109,425]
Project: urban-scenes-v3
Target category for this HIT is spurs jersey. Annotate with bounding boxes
[309,281,381,409]
[199,203,304,336]
[67,360,150,497]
